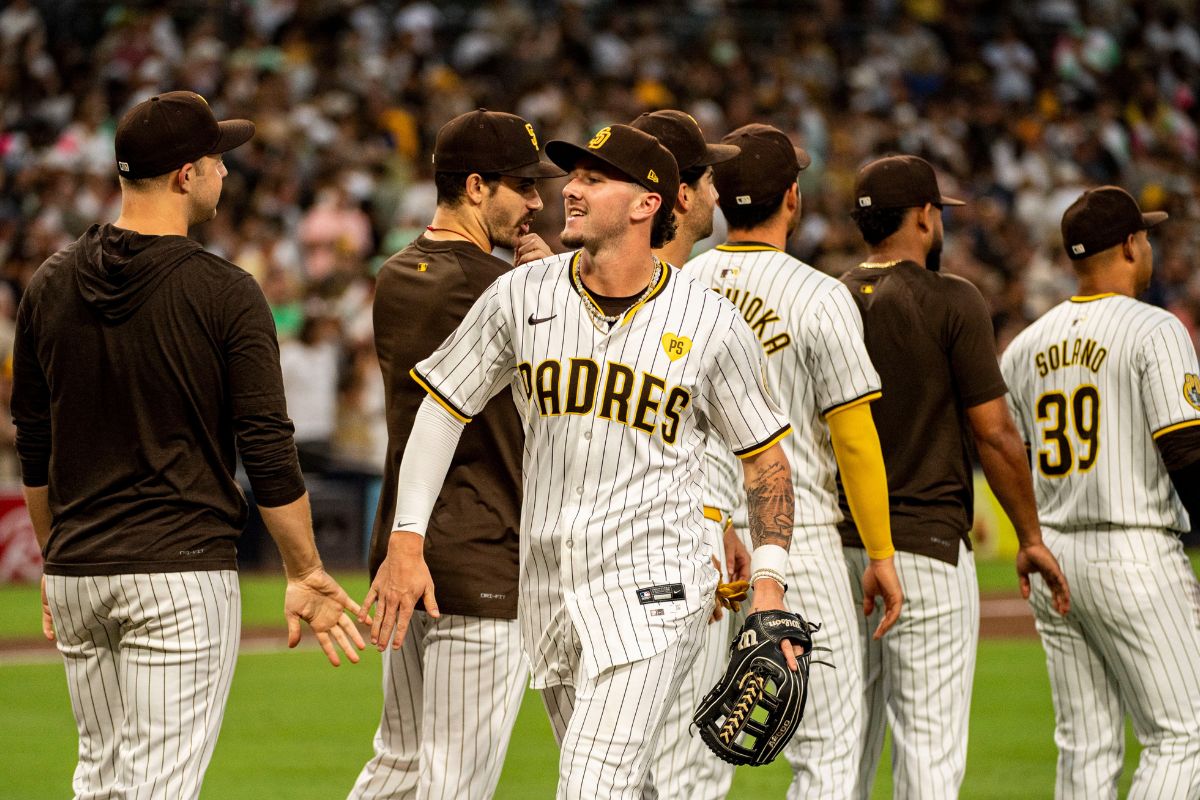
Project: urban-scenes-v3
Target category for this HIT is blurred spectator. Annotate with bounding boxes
[1,0,1198,482]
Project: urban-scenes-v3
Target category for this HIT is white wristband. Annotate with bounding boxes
[750,543,789,576]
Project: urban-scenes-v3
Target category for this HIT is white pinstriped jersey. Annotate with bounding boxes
[685,244,881,528]
[1001,293,1200,532]
[412,251,790,680]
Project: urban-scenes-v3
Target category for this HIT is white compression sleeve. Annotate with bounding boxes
[391,394,467,536]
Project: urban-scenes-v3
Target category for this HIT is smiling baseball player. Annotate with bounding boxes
[1001,186,1200,799]
[362,123,798,799]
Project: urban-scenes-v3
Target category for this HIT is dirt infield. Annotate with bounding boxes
[0,594,1038,661]
[978,593,1038,638]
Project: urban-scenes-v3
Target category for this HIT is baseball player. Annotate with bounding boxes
[349,110,564,800]
[626,109,752,800]
[686,123,904,799]
[840,155,1069,799]
[12,91,363,800]
[1001,186,1200,799]
[361,123,799,799]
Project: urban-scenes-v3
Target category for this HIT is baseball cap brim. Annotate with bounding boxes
[501,158,567,179]
[545,140,655,192]
[1143,211,1168,228]
[793,146,812,171]
[213,119,255,155]
[696,142,742,168]
[940,194,965,207]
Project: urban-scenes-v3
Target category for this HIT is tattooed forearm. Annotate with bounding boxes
[744,453,794,550]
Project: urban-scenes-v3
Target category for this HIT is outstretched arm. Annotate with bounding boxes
[361,394,465,651]
[258,493,366,667]
[967,397,1070,615]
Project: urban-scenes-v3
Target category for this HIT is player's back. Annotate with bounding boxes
[1001,293,1192,532]
[686,244,879,527]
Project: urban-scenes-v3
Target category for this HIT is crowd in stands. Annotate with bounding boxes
[2,0,1198,478]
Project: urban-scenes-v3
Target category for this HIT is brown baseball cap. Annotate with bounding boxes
[711,123,811,208]
[545,124,680,203]
[854,155,964,210]
[1061,186,1167,260]
[115,91,254,179]
[629,110,740,173]
[432,109,565,178]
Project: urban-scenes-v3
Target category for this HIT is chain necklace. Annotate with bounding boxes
[858,259,904,269]
[572,253,663,328]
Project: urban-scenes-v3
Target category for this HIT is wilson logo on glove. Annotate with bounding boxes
[692,609,832,766]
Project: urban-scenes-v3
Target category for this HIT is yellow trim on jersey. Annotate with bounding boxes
[715,243,782,252]
[409,368,473,423]
[702,505,725,523]
[1069,292,1120,303]
[1152,419,1200,440]
[621,259,672,326]
[734,425,792,460]
[827,403,894,559]
[823,391,883,419]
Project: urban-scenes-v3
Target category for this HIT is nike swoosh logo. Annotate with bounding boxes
[528,313,556,325]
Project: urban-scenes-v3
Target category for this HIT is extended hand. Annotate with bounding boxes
[861,555,903,639]
[361,531,439,651]
[285,568,366,666]
[1017,542,1070,615]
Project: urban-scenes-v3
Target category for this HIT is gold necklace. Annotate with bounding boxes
[572,253,662,328]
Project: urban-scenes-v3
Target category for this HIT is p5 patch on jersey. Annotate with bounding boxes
[636,583,685,604]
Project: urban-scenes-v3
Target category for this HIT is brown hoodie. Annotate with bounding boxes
[12,223,305,575]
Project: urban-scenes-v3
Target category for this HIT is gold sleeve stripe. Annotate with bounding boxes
[1152,419,1200,439]
[702,506,725,523]
[823,391,883,419]
[734,425,793,459]
[408,368,473,423]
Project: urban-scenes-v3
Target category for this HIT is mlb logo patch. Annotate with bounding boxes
[118,161,130,172]
[858,196,872,207]
[736,195,752,205]
[1071,244,1086,255]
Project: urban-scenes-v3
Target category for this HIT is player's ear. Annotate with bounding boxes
[175,163,194,194]
[784,182,800,214]
[630,190,662,223]
[915,203,934,233]
[464,173,488,205]
[1121,233,1137,262]
[674,183,690,214]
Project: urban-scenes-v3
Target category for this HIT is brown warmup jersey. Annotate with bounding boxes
[838,260,1007,564]
[369,236,522,618]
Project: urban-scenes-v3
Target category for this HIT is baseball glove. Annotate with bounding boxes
[692,609,827,766]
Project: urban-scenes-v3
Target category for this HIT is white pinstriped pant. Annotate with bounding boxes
[348,612,526,800]
[540,606,710,800]
[782,524,866,800]
[650,517,736,800]
[1029,528,1200,800]
[45,570,241,800]
[845,542,979,800]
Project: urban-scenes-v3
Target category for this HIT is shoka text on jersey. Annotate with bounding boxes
[516,357,690,444]
[1034,337,1108,377]
[718,288,792,355]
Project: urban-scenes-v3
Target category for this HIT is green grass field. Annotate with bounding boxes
[4,557,1188,798]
